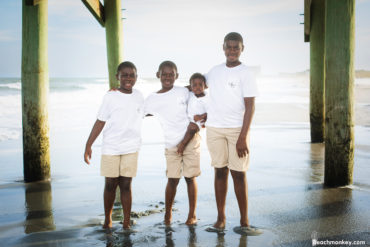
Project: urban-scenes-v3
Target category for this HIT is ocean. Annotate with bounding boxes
[0,75,311,143]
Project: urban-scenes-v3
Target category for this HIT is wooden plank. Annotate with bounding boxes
[81,0,105,27]
[304,0,312,42]
[25,0,43,6]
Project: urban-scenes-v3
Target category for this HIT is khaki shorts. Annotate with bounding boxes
[165,133,201,178]
[206,127,250,172]
[100,152,138,178]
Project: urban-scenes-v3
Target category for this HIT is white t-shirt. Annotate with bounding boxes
[144,86,190,149]
[97,89,144,155]
[187,92,208,129]
[205,63,259,128]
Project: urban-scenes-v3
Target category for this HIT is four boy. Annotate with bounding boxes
[84,32,261,236]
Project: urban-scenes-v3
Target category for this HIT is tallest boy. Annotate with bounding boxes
[205,32,262,235]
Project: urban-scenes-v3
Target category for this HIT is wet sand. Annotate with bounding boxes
[0,77,369,246]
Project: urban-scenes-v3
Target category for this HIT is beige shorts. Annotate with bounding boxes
[100,152,138,178]
[206,127,250,172]
[165,133,201,178]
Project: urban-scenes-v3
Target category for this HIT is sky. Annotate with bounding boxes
[0,0,369,78]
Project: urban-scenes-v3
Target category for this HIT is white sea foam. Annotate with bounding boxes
[94,79,108,83]
[355,78,370,87]
[0,82,21,90]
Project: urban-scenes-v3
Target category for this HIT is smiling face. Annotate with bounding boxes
[190,78,206,96]
[223,40,244,67]
[157,65,178,92]
[116,67,137,93]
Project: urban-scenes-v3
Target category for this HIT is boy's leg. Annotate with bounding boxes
[230,170,249,227]
[185,177,197,225]
[182,134,200,225]
[213,167,229,229]
[118,176,132,229]
[165,178,180,225]
[103,177,119,228]
[206,127,229,229]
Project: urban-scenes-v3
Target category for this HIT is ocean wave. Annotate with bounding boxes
[0,82,21,90]
[94,79,107,83]
[355,78,370,87]
[49,84,86,91]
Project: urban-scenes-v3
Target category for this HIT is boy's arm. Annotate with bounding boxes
[236,97,255,158]
[177,122,199,155]
[84,119,106,164]
[194,113,207,123]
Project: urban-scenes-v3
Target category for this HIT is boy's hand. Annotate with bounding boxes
[194,113,207,123]
[194,115,202,122]
[236,136,249,158]
[84,145,92,164]
[177,142,185,155]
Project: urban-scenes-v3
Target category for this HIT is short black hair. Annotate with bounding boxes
[158,60,178,73]
[189,73,206,85]
[117,61,137,74]
[224,32,243,44]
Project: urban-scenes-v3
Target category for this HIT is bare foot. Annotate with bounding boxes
[123,220,131,229]
[185,216,197,225]
[164,212,172,226]
[103,219,112,229]
[213,220,226,229]
[240,219,249,227]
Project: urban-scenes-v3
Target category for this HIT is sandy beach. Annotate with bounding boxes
[0,76,369,246]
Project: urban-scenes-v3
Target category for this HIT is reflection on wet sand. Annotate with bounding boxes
[165,226,175,247]
[238,235,247,247]
[309,143,325,182]
[187,225,198,247]
[106,231,133,247]
[24,181,55,234]
[215,232,225,247]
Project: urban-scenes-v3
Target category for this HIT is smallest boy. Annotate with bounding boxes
[187,73,208,128]
[84,61,144,231]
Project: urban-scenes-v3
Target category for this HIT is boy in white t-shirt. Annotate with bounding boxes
[144,61,200,226]
[84,61,144,231]
[204,32,262,235]
[187,73,208,129]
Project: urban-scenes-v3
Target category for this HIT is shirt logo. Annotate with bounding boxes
[178,97,187,106]
[137,106,143,114]
[228,81,238,88]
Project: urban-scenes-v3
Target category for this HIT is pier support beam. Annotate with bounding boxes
[310,0,326,143]
[21,0,50,182]
[324,0,355,186]
[104,0,123,89]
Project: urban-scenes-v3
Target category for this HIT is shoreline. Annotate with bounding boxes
[0,123,369,246]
